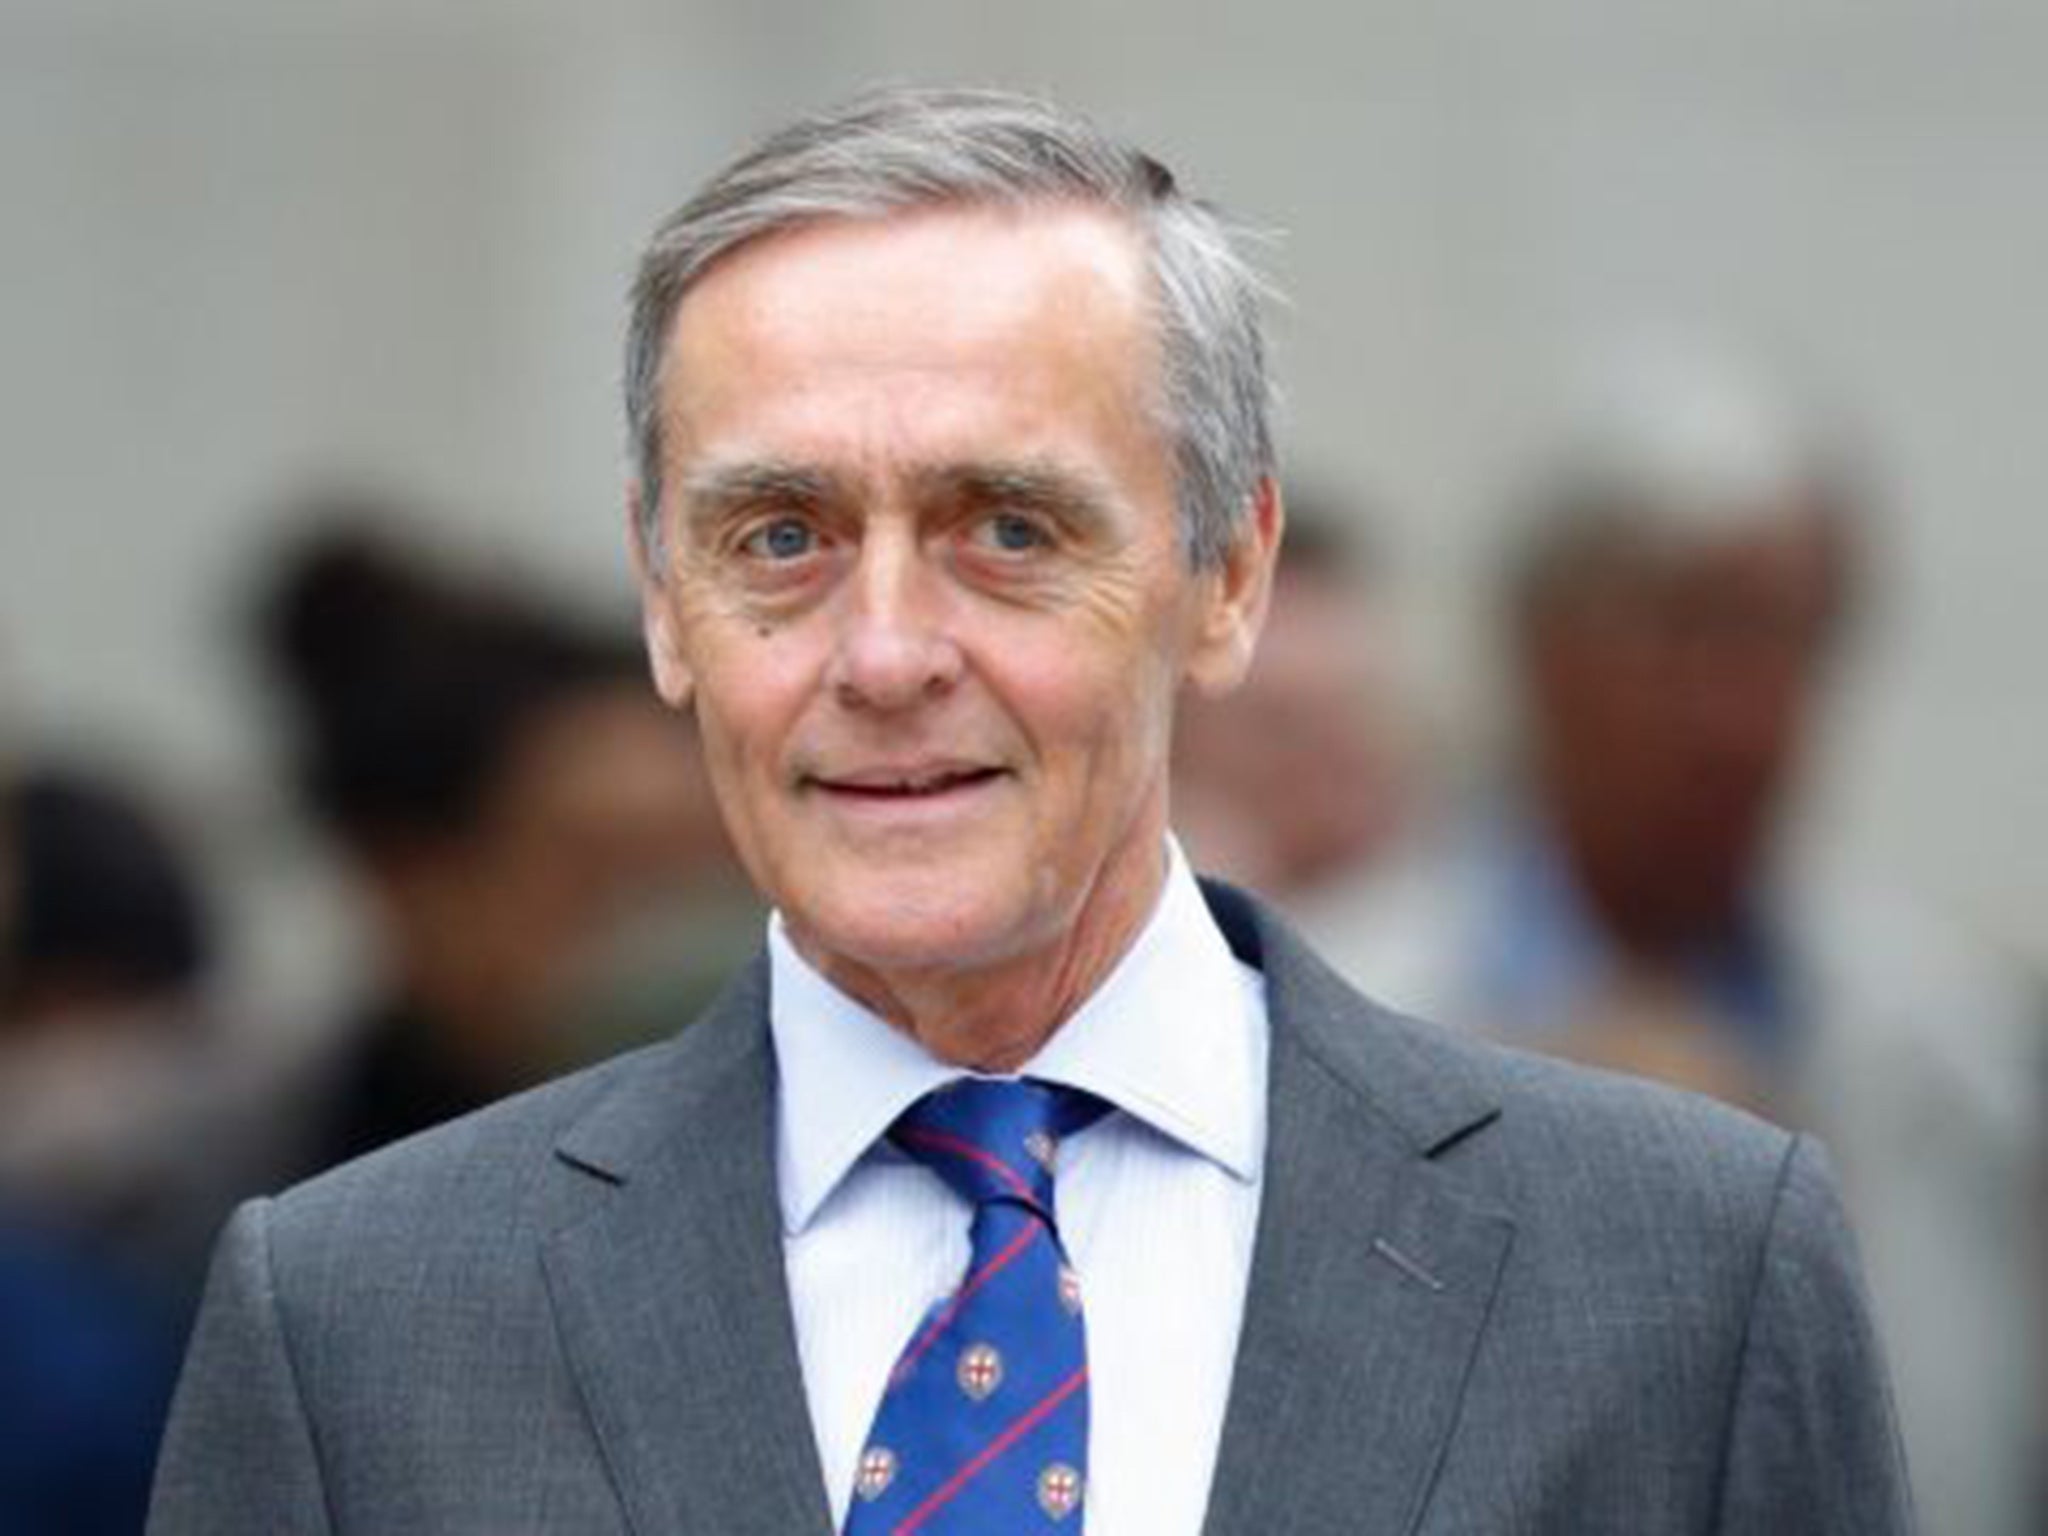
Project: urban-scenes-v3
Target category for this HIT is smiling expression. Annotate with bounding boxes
[637,203,1272,1030]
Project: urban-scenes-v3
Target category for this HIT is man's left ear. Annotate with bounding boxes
[1185,477,1284,697]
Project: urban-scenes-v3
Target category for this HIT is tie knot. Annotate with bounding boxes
[889,1077,1105,1217]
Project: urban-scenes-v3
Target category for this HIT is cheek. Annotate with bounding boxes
[684,662,799,858]
[1015,637,1181,801]
[681,610,819,761]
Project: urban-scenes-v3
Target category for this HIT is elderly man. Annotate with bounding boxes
[150,90,1911,1534]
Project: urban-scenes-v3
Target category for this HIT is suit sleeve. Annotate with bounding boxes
[148,1198,338,1536]
[1713,1135,1916,1534]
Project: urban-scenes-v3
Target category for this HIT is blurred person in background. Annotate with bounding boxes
[0,1215,179,1535]
[0,763,271,1306]
[257,513,754,1174]
[0,765,202,1533]
[1307,341,2044,1536]
[1172,493,1418,903]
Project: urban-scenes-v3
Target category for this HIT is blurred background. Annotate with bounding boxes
[2,1,2044,1531]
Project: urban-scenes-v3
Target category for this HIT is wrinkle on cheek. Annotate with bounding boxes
[671,561,778,634]
[1037,543,1161,638]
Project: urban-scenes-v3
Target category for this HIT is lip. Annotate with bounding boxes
[804,763,1011,821]
[809,761,1006,796]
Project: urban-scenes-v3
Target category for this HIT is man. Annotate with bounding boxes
[150,90,1911,1534]
[1306,346,2037,1534]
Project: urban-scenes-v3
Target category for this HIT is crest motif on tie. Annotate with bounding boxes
[854,1445,897,1501]
[1058,1264,1083,1315]
[956,1340,1004,1400]
[1023,1129,1058,1170]
[1037,1461,1084,1519]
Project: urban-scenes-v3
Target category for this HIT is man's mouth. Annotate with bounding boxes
[811,765,1007,800]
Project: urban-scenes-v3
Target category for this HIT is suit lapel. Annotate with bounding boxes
[1200,886,1517,1536]
[541,961,833,1536]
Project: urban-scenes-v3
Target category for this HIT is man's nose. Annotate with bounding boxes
[824,529,963,711]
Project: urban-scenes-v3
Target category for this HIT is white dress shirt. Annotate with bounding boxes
[772,841,1269,1534]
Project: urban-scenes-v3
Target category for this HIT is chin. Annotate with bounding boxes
[788,872,1046,981]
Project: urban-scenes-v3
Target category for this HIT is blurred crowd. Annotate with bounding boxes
[1,500,759,1531]
[4,348,2043,1534]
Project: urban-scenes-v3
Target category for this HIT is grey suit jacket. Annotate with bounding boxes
[149,883,1913,1533]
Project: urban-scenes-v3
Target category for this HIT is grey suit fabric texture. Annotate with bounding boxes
[149,882,1913,1534]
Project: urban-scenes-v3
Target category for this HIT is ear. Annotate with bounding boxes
[1185,477,1284,697]
[629,480,695,711]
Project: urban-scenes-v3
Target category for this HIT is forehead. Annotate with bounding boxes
[657,203,1162,464]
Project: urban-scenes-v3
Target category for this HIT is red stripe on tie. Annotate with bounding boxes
[890,1220,1044,1387]
[896,1128,1036,1202]
[890,1366,1088,1535]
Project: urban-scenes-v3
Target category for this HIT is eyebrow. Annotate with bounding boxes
[677,457,1118,532]
[678,461,839,527]
[912,462,1117,528]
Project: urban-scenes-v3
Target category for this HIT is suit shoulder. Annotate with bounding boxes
[266,1044,660,1238]
[267,956,769,1249]
[1363,987,1792,1197]
[1228,876,1794,1179]
[1478,1035,1800,1211]
[1308,978,1831,1343]
[1244,883,1803,1232]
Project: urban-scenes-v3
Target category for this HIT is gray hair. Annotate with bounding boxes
[624,86,1276,572]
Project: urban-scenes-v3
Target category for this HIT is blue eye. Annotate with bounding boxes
[742,517,816,560]
[982,512,1047,553]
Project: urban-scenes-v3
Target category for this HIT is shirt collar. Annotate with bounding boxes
[769,839,1265,1235]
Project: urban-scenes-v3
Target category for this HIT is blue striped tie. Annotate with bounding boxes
[843,1078,1108,1533]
